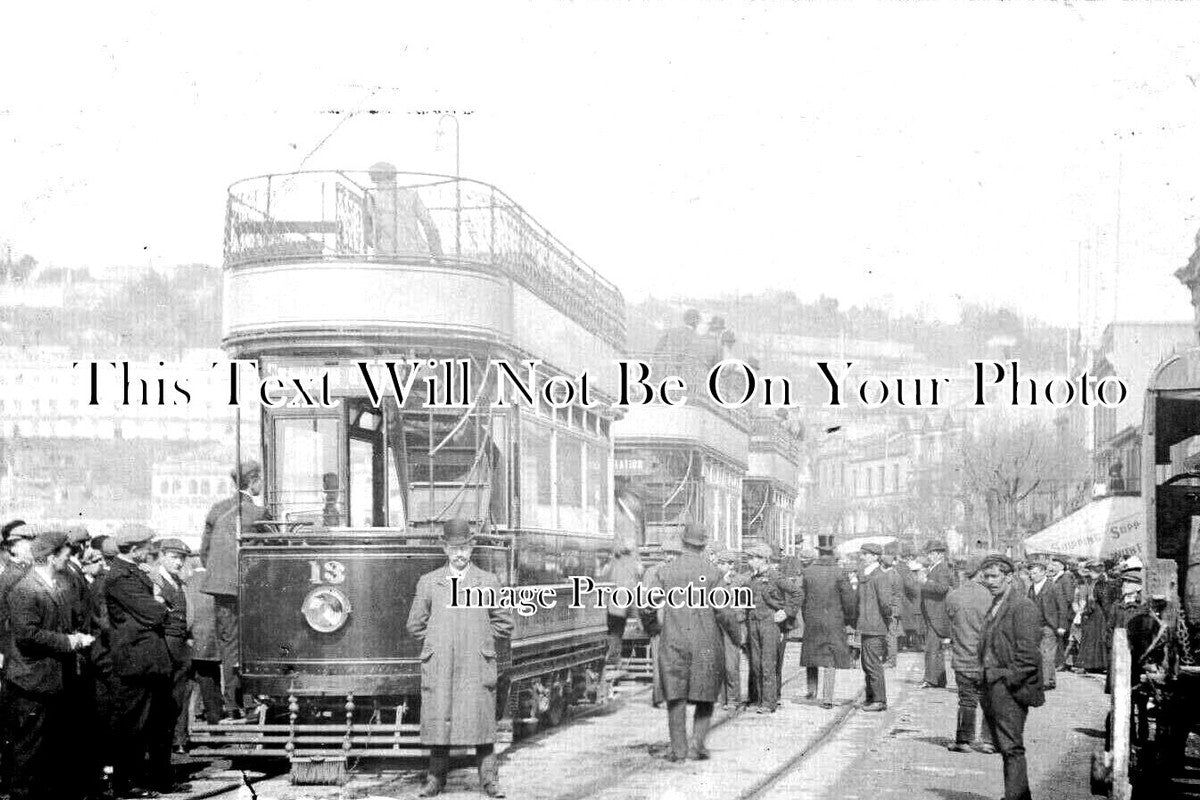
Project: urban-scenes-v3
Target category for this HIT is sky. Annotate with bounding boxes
[3,2,1200,335]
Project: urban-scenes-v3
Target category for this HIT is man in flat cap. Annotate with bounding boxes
[854,542,895,711]
[406,519,513,797]
[743,542,789,714]
[1025,559,1067,690]
[918,540,954,689]
[977,554,1043,800]
[6,526,95,800]
[1045,555,1075,672]
[642,521,739,761]
[945,557,995,754]
[150,539,193,770]
[104,524,174,797]
[599,540,642,673]
[798,535,856,709]
[714,548,746,710]
[200,460,269,722]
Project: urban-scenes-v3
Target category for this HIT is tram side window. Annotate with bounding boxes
[273,417,339,522]
[587,443,609,534]
[521,420,555,529]
[557,435,584,530]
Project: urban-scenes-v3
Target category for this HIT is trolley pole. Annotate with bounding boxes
[439,113,462,257]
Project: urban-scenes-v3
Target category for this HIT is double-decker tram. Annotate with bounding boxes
[612,321,751,675]
[741,412,803,555]
[190,167,626,782]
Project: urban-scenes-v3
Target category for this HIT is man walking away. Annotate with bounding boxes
[978,554,1044,800]
[1047,555,1075,671]
[855,543,894,712]
[945,558,995,754]
[919,540,954,688]
[798,536,856,709]
[1026,560,1067,690]
[641,522,739,761]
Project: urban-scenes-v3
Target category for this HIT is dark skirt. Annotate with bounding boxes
[1076,608,1109,671]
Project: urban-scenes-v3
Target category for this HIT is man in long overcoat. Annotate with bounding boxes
[799,538,856,708]
[1047,555,1076,670]
[406,519,513,798]
[199,460,268,721]
[978,554,1044,800]
[919,540,954,688]
[104,524,173,796]
[855,542,895,711]
[642,522,739,761]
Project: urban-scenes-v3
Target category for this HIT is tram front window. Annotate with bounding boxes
[267,399,508,530]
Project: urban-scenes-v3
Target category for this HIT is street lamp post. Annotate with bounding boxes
[438,113,461,257]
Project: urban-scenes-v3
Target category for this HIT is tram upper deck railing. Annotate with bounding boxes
[749,415,803,462]
[223,170,625,347]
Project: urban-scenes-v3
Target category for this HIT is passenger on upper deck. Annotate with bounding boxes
[364,162,444,258]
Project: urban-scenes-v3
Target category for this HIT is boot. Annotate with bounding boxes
[419,748,449,797]
[478,745,505,797]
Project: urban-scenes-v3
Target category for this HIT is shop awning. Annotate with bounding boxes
[1022,495,1144,561]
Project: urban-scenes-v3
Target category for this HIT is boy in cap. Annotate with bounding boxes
[406,519,513,797]
[854,542,894,711]
[200,460,269,722]
[6,526,95,800]
[744,542,788,713]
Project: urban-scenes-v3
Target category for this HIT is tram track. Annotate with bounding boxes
[172,661,869,800]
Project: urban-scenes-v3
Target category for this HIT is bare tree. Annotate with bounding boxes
[957,416,1089,550]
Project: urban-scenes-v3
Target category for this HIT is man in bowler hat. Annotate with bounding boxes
[406,519,513,797]
[919,539,954,688]
[641,521,739,760]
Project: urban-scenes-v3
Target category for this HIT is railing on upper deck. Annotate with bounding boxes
[223,170,625,347]
[622,350,752,430]
[749,415,803,462]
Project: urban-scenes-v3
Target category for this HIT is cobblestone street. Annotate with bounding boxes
[157,652,1112,799]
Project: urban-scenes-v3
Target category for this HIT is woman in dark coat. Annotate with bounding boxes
[1075,562,1111,672]
[799,547,857,708]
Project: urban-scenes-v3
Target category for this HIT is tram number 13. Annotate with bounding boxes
[309,560,347,585]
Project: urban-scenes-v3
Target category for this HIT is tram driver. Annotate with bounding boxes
[406,518,514,798]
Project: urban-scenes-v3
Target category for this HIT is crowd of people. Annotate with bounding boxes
[602,531,1150,800]
[0,460,263,800]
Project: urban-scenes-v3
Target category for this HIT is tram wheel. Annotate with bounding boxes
[541,692,567,728]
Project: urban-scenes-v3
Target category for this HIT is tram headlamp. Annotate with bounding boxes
[301,587,352,633]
